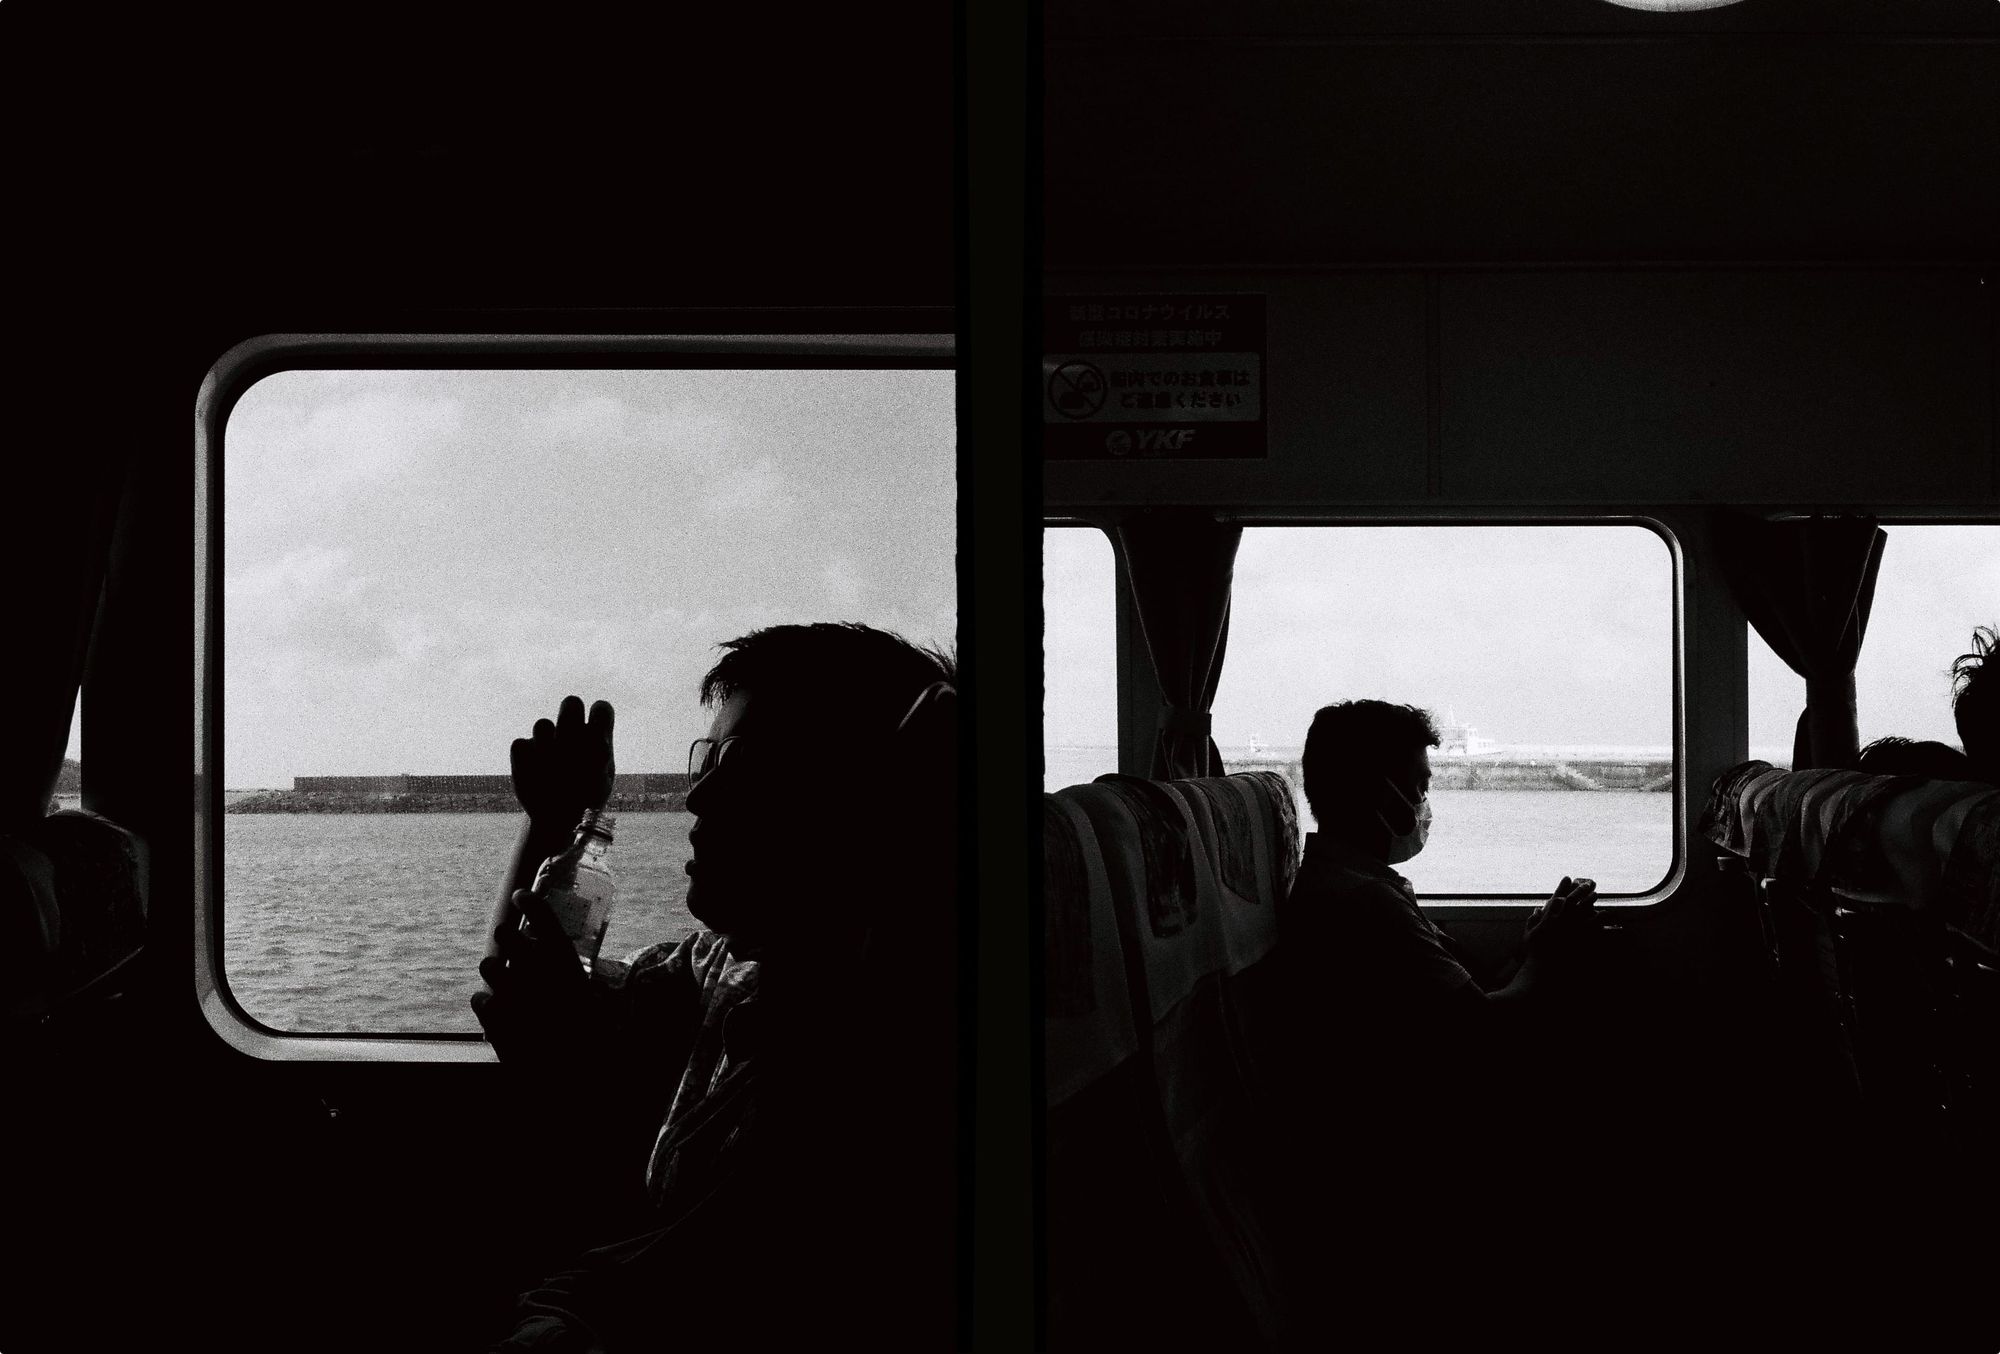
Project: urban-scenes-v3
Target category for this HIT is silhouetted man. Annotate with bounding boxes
[1857,735,1979,780]
[1280,700,1601,1100]
[473,623,957,1352]
[1952,624,1998,784]
[1272,700,1604,1342]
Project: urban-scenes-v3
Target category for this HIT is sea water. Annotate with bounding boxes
[226,755,1677,1035]
[1044,746,1677,898]
[223,812,698,1036]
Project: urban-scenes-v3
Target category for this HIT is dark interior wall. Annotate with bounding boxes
[1045,14,2000,269]
[1045,268,1996,509]
[1043,5,1998,516]
[1051,0,2000,38]
[1439,271,1992,504]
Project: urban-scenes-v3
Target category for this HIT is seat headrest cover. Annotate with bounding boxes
[31,810,148,1006]
[1703,758,2000,951]
[1090,775,1198,939]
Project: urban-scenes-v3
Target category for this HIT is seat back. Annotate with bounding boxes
[1043,792,1243,1347]
[34,810,148,1008]
[4,809,146,1029]
[1940,931,2000,1135]
[1758,877,1864,1116]
[1710,763,2000,1131]
[1043,770,1299,1345]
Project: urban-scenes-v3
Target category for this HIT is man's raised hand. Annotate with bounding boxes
[510,696,616,835]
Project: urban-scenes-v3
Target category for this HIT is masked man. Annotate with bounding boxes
[1273,700,1602,1341]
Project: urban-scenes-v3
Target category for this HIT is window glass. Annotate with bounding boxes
[1043,526,1118,792]
[1217,526,1675,897]
[1749,523,2000,769]
[224,368,955,1034]
[52,700,81,813]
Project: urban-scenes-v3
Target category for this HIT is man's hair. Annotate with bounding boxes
[1952,624,1998,771]
[1856,735,1977,780]
[1301,700,1441,824]
[700,621,956,735]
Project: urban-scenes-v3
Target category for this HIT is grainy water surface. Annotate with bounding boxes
[1045,747,1675,897]
[230,761,1676,1033]
[224,812,699,1035]
[1390,790,1674,896]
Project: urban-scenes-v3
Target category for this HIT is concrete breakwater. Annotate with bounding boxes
[227,772,691,814]
[1232,755,1674,793]
[227,789,690,814]
[228,757,1676,813]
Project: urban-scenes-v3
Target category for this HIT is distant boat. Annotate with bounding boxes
[1245,734,1267,759]
[1438,710,1499,756]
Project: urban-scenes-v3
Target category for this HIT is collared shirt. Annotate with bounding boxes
[1282,832,1478,1009]
[1274,833,1491,1182]
[600,929,879,1220]
[611,932,765,1217]
[496,924,953,1351]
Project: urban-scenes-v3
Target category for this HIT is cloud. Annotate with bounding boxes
[385,613,443,664]
[227,382,465,547]
[299,390,461,486]
[821,555,867,611]
[225,546,395,685]
[514,394,744,480]
[697,456,794,521]
[234,384,461,491]
[226,544,362,605]
[518,394,628,449]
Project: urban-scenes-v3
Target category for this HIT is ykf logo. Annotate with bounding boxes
[1106,428,1197,455]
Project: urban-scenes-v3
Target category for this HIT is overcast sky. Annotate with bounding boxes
[202,368,953,788]
[50,406,1995,780]
[1046,524,1999,758]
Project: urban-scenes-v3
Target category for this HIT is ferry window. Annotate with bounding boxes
[223,366,955,1036]
[52,701,81,813]
[1043,524,1118,792]
[1216,525,1676,897]
[1748,523,2000,770]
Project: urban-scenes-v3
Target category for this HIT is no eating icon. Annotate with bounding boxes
[1047,361,1106,419]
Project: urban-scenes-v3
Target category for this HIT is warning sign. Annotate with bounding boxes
[1047,361,1108,419]
[1044,294,1265,459]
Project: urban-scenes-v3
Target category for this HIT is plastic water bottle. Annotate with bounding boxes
[530,808,616,974]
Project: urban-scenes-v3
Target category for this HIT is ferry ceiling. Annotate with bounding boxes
[1041,0,2000,519]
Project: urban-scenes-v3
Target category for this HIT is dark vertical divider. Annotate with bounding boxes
[960,0,1040,1345]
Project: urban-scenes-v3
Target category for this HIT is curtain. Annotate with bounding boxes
[1113,512,1242,780]
[6,458,125,830]
[1714,513,1886,770]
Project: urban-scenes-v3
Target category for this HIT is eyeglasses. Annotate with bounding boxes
[685,682,954,788]
[687,736,746,786]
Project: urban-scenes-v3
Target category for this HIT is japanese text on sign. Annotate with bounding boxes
[1043,293,1266,459]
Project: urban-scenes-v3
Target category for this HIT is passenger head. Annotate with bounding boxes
[682,622,955,944]
[1856,736,1978,781]
[1952,624,1999,780]
[1301,700,1441,861]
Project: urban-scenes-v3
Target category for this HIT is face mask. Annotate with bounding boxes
[1378,777,1432,865]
